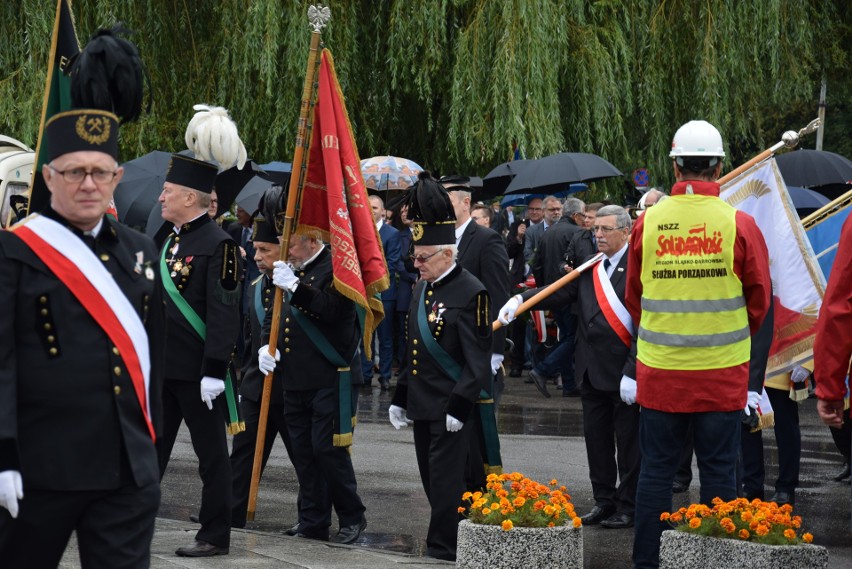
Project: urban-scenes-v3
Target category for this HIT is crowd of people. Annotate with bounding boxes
[0,29,849,569]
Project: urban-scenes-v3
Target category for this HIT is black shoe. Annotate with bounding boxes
[833,462,851,482]
[334,517,367,544]
[600,512,634,529]
[189,513,200,523]
[283,522,301,536]
[743,489,764,501]
[528,369,551,398]
[509,368,522,378]
[769,491,795,506]
[379,378,391,390]
[175,540,229,557]
[295,531,329,542]
[579,505,616,525]
[672,480,690,494]
[562,388,581,398]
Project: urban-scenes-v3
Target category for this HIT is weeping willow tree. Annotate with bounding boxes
[1,0,848,200]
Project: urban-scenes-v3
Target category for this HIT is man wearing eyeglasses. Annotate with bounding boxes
[0,109,164,567]
[498,205,640,530]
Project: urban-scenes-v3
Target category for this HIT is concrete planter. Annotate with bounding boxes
[456,519,582,569]
[659,530,828,569]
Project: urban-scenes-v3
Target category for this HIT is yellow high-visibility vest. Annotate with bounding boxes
[639,192,750,370]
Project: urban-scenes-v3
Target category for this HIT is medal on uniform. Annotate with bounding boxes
[428,312,437,322]
[180,266,190,276]
[145,266,155,280]
[173,260,184,272]
[134,251,144,274]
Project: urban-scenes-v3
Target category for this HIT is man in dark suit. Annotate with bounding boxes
[499,205,640,530]
[389,173,491,561]
[0,109,163,568]
[361,195,401,389]
[228,213,295,529]
[258,232,367,544]
[393,205,418,368]
[157,154,243,557]
[226,205,260,369]
[529,197,585,397]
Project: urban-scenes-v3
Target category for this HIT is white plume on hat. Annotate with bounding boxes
[184,104,248,170]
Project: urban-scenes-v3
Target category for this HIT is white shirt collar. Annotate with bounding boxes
[455,218,472,243]
[375,219,383,232]
[605,243,628,273]
[302,243,325,268]
[83,218,104,238]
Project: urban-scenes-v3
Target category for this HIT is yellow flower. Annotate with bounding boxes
[501,519,513,531]
[482,508,492,515]
[803,533,813,544]
[689,518,701,529]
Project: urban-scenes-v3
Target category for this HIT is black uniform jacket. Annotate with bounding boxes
[240,273,284,404]
[506,218,531,287]
[161,214,242,381]
[533,216,582,286]
[523,253,635,390]
[262,247,359,391]
[457,220,509,355]
[0,210,164,490]
[392,265,491,422]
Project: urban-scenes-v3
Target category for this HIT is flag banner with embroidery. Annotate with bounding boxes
[720,158,826,377]
[27,0,80,214]
[297,49,389,354]
[804,189,852,280]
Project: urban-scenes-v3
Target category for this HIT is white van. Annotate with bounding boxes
[0,135,35,227]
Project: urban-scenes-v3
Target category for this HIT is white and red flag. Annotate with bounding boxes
[720,158,826,378]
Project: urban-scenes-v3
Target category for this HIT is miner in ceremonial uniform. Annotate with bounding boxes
[257,230,367,544]
[389,172,492,562]
[156,154,243,557]
[228,210,295,529]
[0,108,163,568]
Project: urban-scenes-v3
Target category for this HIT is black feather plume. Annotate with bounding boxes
[259,184,288,236]
[403,170,456,223]
[68,24,148,124]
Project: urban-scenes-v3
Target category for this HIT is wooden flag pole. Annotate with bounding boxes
[247,5,329,522]
[716,118,820,186]
[492,252,604,331]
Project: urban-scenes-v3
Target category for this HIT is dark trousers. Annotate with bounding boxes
[533,307,577,391]
[739,424,765,499]
[361,299,396,381]
[580,378,640,515]
[633,409,740,569]
[507,319,527,369]
[284,386,365,539]
[158,380,232,548]
[0,482,159,569]
[414,418,472,562]
[230,397,293,527]
[674,421,695,486]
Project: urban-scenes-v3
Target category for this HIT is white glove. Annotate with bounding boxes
[790,366,810,384]
[620,376,637,405]
[498,295,523,325]
[258,345,280,375]
[743,390,761,416]
[389,405,412,430]
[491,354,504,375]
[0,470,23,519]
[200,377,226,410]
[446,414,463,432]
[272,260,299,292]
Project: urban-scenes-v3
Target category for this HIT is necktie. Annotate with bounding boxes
[242,226,250,247]
[603,259,611,272]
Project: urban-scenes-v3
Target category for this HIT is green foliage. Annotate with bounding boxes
[1,0,848,203]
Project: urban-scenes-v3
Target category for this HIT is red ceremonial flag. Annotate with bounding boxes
[297,49,389,353]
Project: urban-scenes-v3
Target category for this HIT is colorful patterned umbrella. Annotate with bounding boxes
[360,155,423,191]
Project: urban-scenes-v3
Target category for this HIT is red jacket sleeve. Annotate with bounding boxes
[814,214,852,401]
[733,211,772,335]
[625,214,645,326]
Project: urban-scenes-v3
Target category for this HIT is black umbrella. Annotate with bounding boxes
[215,160,268,216]
[776,149,852,188]
[786,186,831,210]
[236,175,279,214]
[259,161,292,186]
[504,153,623,195]
[482,159,532,198]
[114,150,172,231]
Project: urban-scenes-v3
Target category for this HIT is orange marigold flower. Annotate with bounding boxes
[756,524,770,536]
[670,513,683,523]
[784,529,796,540]
[550,479,558,486]
[482,508,492,515]
[573,517,582,528]
[491,503,500,510]
[803,533,813,543]
[458,507,465,513]
[689,518,701,529]
[462,492,472,501]
[740,511,753,522]
[513,497,526,508]
[660,512,671,522]
[739,529,750,540]
[502,519,513,531]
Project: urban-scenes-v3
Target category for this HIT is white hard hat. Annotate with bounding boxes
[669,120,725,159]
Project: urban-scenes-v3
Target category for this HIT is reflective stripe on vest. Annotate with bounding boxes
[638,193,749,370]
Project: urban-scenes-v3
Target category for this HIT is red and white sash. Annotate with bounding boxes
[592,258,633,347]
[11,215,155,441]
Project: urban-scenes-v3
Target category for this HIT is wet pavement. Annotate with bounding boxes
[60,372,851,568]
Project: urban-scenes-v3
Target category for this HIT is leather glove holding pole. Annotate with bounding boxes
[493,252,604,331]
